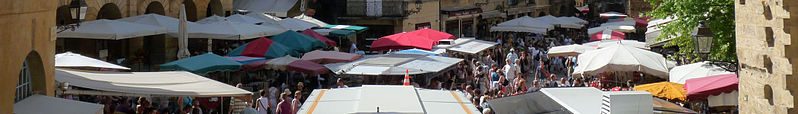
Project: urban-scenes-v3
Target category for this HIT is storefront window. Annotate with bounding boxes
[15,61,32,103]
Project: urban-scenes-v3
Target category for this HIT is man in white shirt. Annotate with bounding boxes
[506,48,518,63]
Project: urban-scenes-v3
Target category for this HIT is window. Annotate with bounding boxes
[766,27,774,47]
[740,0,745,5]
[15,61,32,103]
[764,55,773,74]
[764,84,774,105]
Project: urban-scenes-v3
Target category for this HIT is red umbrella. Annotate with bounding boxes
[287,60,330,75]
[406,28,456,42]
[634,17,651,27]
[301,29,337,47]
[685,74,738,100]
[301,50,363,64]
[370,32,436,51]
[240,60,269,71]
[590,30,626,41]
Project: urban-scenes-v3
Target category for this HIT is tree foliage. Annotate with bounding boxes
[643,0,736,63]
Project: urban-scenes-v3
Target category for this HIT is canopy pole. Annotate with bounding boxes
[208,38,213,53]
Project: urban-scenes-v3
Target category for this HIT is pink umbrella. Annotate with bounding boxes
[301,50,363,64]
[301,29,337,47]
[685,74,739,100]
[590,30,626,41]
[287,60,330,75]
[370,32,436,51]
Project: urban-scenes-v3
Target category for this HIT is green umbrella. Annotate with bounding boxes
[160,53,242,74]
[270,31,327,53]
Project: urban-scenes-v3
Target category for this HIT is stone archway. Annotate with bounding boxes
[96,3,122,19]
[145,1,166,15]
[206,0,223,17]
[184,0,199,21]
[14,51,47,103]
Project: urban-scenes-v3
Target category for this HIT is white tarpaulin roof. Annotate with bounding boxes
[227,14,269,24]
[325,54,463,75]
[297,85,478,114]
[535,15,584,29]
[55,69,251,96]
[14,95,103,114]
[246,12,281,23]
[117,14,197,38]
[195,15,227,24]
[582,40,649,49]
[233,0,298,17]
[560,16,588,24]
[490,16,554,33]
[573,45,669,77]
[488,87,603,114]
[444,38,498,54]
[278,18,320,31]
[57,19,167,40]
[588,25,636,34]
[294,14,329,27]
[547,44,597,57]
[669,61,734,84]
[55,52,130,70]
[189,21,286,40]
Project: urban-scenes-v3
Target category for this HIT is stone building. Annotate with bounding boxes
[626,0,652,18]
[55,0,234,71]
[0,0,57,113]
[735,0,798,113]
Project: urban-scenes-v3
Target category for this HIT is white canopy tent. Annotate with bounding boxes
[189,21,286,40]
[324,53,463,76]
[535,15,584,29]
[55,69,252,97]
[245,12,281,23]
[602,20,637,26]
[278,18,320,31]
[227,14,269,25]
[55,52,130,70]
[560,16,588,24]
[195,15,227,24]
[669,61,734,84]
[294,14,329,27]
[490,16,554,34]
[547,44,597,57]
[573,45,670,78]
[14,95,103,114]
[588,25,636,34]
[233,0,298,17]
[297,85,479,114]
[488,87,603,114]
[263,55,299,71]
[57,19,167,40]
[444,39,498,54]
[582,40,649,49]
[117,14,197,37]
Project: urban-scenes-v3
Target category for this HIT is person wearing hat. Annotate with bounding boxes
[506,48,518,64]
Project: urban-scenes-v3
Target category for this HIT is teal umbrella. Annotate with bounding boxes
[160,53,242,74]
[270,31,327,53]
[323,25,368,31]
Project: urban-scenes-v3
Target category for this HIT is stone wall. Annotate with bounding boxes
[626,0,651,17]
[0,0,57,113]
[736,0,797,113]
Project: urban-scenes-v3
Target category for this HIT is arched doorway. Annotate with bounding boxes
[15,51,47,103]
[145,1,166,15]
[184,0,199,21]
[96,3,122,20]
[206,0,223,17]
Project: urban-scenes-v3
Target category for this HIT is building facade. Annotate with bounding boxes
[626,0,652,18]
[55,0,234,71]
[0,0,57,113]
[736,0,798,113]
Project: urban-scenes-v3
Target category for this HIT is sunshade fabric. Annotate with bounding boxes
[297,85,478,114]
[301,50,362,64]
[535,15,583,29]
[286,60,330,75]
[160,53,242,74]
[312,29,356,36]
[270,31,327,52]
[582,40,648,49]
[57,19,167,40]
[407,28,456,41]
[322,25,368,31]
[573,45,669,77]
[547,44,597,57]
[588,25,636,34]
[55,52,130,70]
[669,61,734,84]
[14,95,103,114]
[445,39,498,54]
[559,16,588,24]
[189,21,286,40]
[371,32,436,51]
[293,14,329,27]
[633,82,687,100]
[196,15,226,24]
[227,38,300,59]
[652,98,698,113]
[55,69,252,96]
[600,12,627,18]
[245,12,281,23]
[227,14,269,24]
[326,53,463,75]
[233,0,297,17]
[264,55,299,70]
[708,91,738,107]
[240,60,268,71]
[490,16,554,33]
[590,30,626,41]
[488,87,603,114]
[685,74,739,100]
[117,14,195,38]
[301,29,337,46]
[278,18,319,31]
[394,49,441,56]
[224,56,266,64]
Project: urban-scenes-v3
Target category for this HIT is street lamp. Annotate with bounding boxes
[59,0,86,33]
[692,20,713,60]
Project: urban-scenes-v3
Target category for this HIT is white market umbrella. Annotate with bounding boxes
[547,44,596,57]
[190,21,286,40]
[572,45,669,78]
[669,61,734,84]
[559,16,588,25]
[278,18,320,31]
[264,55,299,70]
[490,16,554,33]
[535,15,583,29]
[246,12,282,23]
[294,14,329,27]
[177,4,190,59]
[195,15,226,24]
[588,25,635,34]
[57,19,167,40]
[582,40,648,49]
[117,14,199,36]
[55,52,130,70]
[227,14,268,25]
[599,12,627,18]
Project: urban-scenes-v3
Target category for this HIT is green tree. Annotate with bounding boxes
[643,0,735,63]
